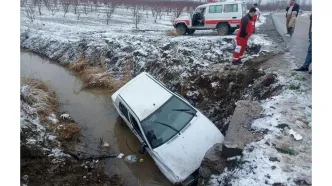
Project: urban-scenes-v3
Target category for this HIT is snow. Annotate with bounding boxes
[20,6,304,185]
[209,55,312,185]
[60,113,71,120]
[48,148,70,158]
[300,12,311,18]
[21,81,70,168]
[48,113,59,124]
[256,12,268,28]
[20,6,274,69]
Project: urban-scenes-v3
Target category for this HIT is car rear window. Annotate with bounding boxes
[224,4,238,13]
[209,5,223,13]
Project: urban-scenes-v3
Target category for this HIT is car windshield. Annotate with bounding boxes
[140,95,197,149]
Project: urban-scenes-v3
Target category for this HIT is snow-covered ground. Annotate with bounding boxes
[20,6,310,185]
[20,6,276,107]
[209,53,312,185]
[20,78,69,164]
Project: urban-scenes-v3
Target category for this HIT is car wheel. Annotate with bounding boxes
[216,23,229,36]
[228,28,236,34]
[176,24,187,35]
[187,29,196,35]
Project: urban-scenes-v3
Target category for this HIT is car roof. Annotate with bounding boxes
[119,72,172,121]
[197,0,243,8]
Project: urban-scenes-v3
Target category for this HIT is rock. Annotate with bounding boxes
[199,143,227,179]
[295,120,307,129]
[222,100,262,158]
[269,157,280,162]
[259,74,276,87]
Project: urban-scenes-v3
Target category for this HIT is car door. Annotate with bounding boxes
[222,3,241,25]
[206,4,223,28]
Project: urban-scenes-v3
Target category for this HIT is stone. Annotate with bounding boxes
[222,100,262,158]
[199,143,227,179]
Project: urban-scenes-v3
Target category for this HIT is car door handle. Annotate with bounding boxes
[232,17,237,19]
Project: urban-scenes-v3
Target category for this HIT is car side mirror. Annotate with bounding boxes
[139,143,147,154]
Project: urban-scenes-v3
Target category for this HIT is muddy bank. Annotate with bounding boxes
[21,28,280,131]
[20,77,122,186]
[21,52,172,186]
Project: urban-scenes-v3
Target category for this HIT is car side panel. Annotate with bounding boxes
[204,3,242,29]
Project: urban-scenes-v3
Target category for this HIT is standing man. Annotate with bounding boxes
[294,14,312,74]
[232,7,257,65]
[285,0,300,37]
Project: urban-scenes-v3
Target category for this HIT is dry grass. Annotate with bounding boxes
[21,77,59,120]
[21,77,50,92]
[55,122,81,142]
[166,29,179,36]
[69,55,87,73]
[69,54,132,92]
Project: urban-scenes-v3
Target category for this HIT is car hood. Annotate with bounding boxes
[174,15,190,21]
[153,113,224,182]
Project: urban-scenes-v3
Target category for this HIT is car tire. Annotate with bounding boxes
[176,24,187,35]
[228,27,236,34]
[187,29,196,35]
[216,23,229,36]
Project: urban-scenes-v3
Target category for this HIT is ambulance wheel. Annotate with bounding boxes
[176,24,187,35]
[187,29,196,35]
[216,23,229,36]
[228,28,237,34]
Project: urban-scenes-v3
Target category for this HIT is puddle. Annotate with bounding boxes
[20,51,172,186]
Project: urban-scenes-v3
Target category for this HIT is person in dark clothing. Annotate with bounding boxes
[192,7,205,26]
[232,7,257,65]
[285,0,300,36]
[294,14,312,74]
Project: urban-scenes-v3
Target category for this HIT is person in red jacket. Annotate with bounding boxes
[233,7,257,65]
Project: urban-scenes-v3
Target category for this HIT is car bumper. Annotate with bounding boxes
[177,169,199,186]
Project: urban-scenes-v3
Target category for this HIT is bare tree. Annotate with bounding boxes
[26,4,36,22]
[48,0,59,16]
[173,6,184,18]
[43,0,51,8]
[152,6,162,23]
[81,0,89,15]
[21,0,27,7]
[77,10,81,20]
[34,0,43,15]
[72,0,79,14]
[105,2,116,25]
[61,0,71,17]
[132,5,141,30]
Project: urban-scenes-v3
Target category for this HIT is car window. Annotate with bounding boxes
[119,102,130,121]
[209,5,223,13]
[195,7,205,15]
[140,95,197,149]
[224,4,238,13]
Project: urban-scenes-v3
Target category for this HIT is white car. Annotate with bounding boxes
[111,72,224,185]
[173,0,247,35]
